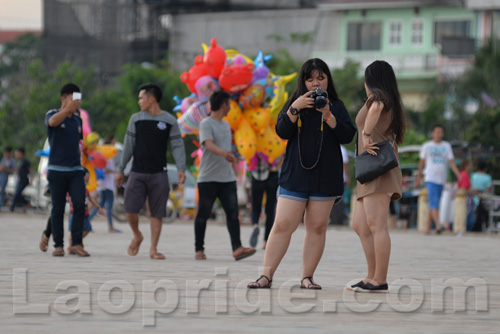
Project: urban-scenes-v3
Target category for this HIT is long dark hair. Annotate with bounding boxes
[364,60,405,145]
[281,58,341,114]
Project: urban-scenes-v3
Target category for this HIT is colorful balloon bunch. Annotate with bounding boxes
[175,38,296,168]
[79,113,118,192]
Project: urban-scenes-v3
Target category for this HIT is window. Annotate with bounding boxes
[411,19,423,46]
[493,11,500,39]
[389,20,402,47]
[347,22,382,51]
[434,20,471,45]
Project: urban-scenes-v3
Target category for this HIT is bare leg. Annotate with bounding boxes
[363,193,391,285]
[430,209,441,231]
[260,198,305,280]
[301,200,334,287]
[149,217,164,259]
[352,198,375,282]
[127,213,143,256]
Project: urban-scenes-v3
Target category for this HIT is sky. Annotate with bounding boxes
[0,0,42,30]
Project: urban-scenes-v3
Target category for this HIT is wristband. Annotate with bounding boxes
[323,112,333,122]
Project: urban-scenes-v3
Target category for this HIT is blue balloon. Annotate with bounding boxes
[95,169,105,180]
[35,148,50,157]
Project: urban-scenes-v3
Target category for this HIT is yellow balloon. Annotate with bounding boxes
[243,107,270,133]
[269,73,297,116]
[239,83,266,109]
[223,100,242,131]
[95,144,118,159]
[82,157,97,193]
[234,118,256,163]
[84,132,100,150]
[256,125,286,163]
[225,49,253,63]
[268,106,278,128]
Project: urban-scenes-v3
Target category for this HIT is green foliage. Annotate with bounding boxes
[0,33,41,77]
[332,58,365,118]
[0,59,100,161]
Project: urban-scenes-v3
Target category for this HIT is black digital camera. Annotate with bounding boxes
[309,88,328,109]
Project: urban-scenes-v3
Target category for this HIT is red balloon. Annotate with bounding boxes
[88,151,107,169]
[180,55,210,93]
[204,38,227,79]
[219,63,254,93]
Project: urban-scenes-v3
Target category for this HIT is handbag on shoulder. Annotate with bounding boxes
[355,139,398,184]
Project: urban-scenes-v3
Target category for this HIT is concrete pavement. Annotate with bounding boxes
[0,211,499,333]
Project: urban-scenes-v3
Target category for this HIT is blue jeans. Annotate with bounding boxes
[48,170,86,248]
[194,181,241,252]
[10,181,29,211]
[89,189,114,227]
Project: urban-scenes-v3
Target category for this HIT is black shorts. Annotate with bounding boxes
[124,171,170,218]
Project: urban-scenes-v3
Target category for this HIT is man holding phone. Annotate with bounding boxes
[44,83,88,257]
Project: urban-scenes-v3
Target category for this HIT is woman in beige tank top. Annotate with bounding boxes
[347,60,405,293]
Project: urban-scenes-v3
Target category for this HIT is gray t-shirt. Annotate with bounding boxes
[197,117,235,183]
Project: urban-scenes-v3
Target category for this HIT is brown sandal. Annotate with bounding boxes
[52,247,65,257]
[300,276,322,290]
[127,235,143,256]
[150,253,166,260]
[247,275,272,289]
[233,247,256,261]
[39,233,49,252]
[68,245,90,257]
[194,251,207,260]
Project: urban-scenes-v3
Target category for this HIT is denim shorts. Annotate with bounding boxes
[277,186,341,202]
[69,214,92,232]
[426,182,444,210]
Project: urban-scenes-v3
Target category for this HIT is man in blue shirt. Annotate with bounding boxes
[45,83,88,257]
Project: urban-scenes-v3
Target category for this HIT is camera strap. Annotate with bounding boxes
[297,112,324,170]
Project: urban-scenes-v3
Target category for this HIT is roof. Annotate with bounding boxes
[0,30,41,44]
[317,0,464,10]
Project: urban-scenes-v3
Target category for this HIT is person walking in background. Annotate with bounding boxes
[248,58,356,289]
[457,160,475,231]
[194,91,256,261]
[416,124,461,234]
[0,147,16,209]
[9,147,32,212]
[116,83,186,260]
[347,60,405,293]
[89,134,121,233]
[471,160,492,232]
[45,83,88,257]
[249,154,282,250]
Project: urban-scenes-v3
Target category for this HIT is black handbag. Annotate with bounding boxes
[355,139,398,184]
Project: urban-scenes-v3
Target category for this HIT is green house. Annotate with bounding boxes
[314,1,476,111]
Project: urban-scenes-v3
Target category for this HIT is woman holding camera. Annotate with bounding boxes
[248,58,356,289]
[346,60,405,293]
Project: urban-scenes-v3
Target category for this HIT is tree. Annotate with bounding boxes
[0,60,100,158]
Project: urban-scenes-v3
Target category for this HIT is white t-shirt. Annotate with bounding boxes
[340,145,348,183]
[419,140,454,185]
[98,158,116,191]
[197,117,236,183]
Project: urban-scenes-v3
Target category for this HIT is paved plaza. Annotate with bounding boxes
[0,211,499,333]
